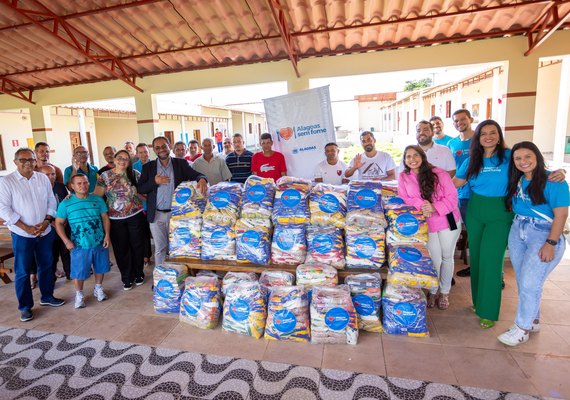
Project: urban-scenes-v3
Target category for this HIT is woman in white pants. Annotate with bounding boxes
[398,145,462,309]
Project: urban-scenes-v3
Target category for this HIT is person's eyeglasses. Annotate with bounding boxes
[75,151,89,155]
[154,144,168,151]
[17,158,36,164]
[115,156,130,162]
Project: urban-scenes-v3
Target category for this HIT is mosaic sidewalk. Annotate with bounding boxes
[0,325,538,400]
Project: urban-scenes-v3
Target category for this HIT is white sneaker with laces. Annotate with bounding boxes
[498,325,529,346]
[93,287,108,302]
[530,322,540,332]
[74,293,85,309]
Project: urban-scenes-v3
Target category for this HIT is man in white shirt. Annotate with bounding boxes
[406,120,456,176]
[192,138,232,185]
[314,143,349,185]
[345,131,396,181]
[0,148,65,322]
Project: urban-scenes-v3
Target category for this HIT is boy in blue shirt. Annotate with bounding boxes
[55,175,111,309]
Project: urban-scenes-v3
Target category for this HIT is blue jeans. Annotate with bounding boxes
[508,215,566,330]
[12,229,55,312]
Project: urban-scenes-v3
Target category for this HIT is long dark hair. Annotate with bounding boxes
[505,141,547,210]
[114,149,138,187]
[466,119,507,180]
[402,145,439,201]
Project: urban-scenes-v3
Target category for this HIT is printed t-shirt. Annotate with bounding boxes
[251,151,287,182]
[56,194,108,249]
[512,176,570,220]
[456,149,511,197]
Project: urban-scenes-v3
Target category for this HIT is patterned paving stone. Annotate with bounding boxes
[251,361,320,400]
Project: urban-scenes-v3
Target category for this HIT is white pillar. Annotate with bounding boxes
[180,115,186,142]
[78,109,88,151]
[28,105,53,144]
[134,93,160,145]
[553,56,570,166]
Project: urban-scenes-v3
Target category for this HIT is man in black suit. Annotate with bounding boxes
[137,136,207,267]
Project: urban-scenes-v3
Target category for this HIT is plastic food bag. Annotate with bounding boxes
[346,273,383,333]
[309,183,347,228]
[222,271,258,296]
[310,285,358,345]
[265,286,310,342]
[169,218,202,259]
[381,181,398,201]
[222,282,267,339]
[241,176,276,220]
[153,263,189,313]
[203,182,242,226]
[235,218,272,265]
[296,263,338,288]
[382,196,407,210]
[386,206,428,245]
[201,221,236,261]
[179,276,221,329]
[259,270,295,300]
[387,244,438,289]
[272,177,311,225]
[345,226,385,269]
[306,225,345,269]
[271,224,307,265]
[346,180,387,228]
[171,181,206,218]
[382,283,428,337]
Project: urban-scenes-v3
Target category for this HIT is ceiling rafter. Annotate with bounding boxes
[291,0,560,37]
[525,0,570,55]
[0,0,143,92]
[0,76,34,104]
[266,0,300,77]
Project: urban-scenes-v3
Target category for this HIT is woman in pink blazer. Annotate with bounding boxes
[398,145,462,309]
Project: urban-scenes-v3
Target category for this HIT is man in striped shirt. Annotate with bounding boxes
[225,133,253,184]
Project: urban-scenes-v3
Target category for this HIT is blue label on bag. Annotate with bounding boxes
[211,229,229,248]
[211,190,231,209]
[313,234,333,254]
[354,237,376,258]
[273,309,297,334]
[281,189,301,208]
[325,307,350,330]
[174,227,191,244]
[155,279,174,299]
[175,188,192,204]
[352,294,375,316]
[319,194,340,213]
[241,230,261,247]
[354,189,377,209]
[275,230,297,251]
[247,184,266,203]
[395,214,419,236]
[182,292,201,316]
[387,197,405,205]
[393,303,419,326]
[229,299,250,321]
[397,246,422,262]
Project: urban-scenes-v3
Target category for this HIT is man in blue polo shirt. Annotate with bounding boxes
[63,145,99,193]
[225,133,253,184]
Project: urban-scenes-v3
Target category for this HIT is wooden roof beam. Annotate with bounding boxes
[267,0,300,78]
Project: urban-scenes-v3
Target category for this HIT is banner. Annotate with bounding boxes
[263,86,336,180]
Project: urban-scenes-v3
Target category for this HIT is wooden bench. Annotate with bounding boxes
[167,258,387,280]
[0,223,14,284]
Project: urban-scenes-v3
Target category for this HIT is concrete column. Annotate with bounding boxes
[28,105,53,144]
[134,93,160,145]
[287,76,310,93]
[553,56,570,166]
[180,115,186,142]
[491,67,502,121]
[78,109,88,151]
[502,56,539,144]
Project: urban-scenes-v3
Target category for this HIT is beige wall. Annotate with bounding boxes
[0,109,33,175]
[534,62,565,154]
[94,117,138,166]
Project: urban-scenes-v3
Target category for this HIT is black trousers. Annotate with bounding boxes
[143,216,152,260]
[30,225,70,280]
[110,212,147,285]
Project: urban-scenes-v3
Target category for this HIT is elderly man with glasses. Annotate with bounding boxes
[64,145,99,193]
[0,148,65,322]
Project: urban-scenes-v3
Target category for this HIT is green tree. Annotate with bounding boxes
[403,77,433,91]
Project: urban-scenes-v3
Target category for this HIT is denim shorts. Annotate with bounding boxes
[70,245,111,280]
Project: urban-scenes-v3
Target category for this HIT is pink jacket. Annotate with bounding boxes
[397,167,461,233]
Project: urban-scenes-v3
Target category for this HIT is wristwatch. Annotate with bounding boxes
[545,239,557,246]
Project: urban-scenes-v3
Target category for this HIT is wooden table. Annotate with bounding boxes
[0,224,14,284]
[167,258,387,280]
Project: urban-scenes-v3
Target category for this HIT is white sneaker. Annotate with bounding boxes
[530,322,540,332]
[498,325,529,347]
[93,287,108,302]
[74,293,85,309]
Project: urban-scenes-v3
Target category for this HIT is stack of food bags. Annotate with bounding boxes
[179,275,221,329]
[265,286,310,342]
[153,263,189,313]
[259,270,295,301]
[222,281,267,339]
[310,285,358,345]
[271,223,306,265]
[382,283,429,337]
[169,182,206,258]
[346,273,383,333]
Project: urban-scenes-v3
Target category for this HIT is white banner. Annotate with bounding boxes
[263,86,336,179]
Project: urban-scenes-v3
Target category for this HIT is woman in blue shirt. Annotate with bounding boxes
[498,142,569,346]
[454,120,513,329]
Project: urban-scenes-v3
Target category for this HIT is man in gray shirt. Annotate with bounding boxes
[192,138,232,185]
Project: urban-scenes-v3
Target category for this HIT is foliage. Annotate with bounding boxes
[403,78,433,92]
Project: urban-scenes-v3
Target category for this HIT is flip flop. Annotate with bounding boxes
[480,318,494,329]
